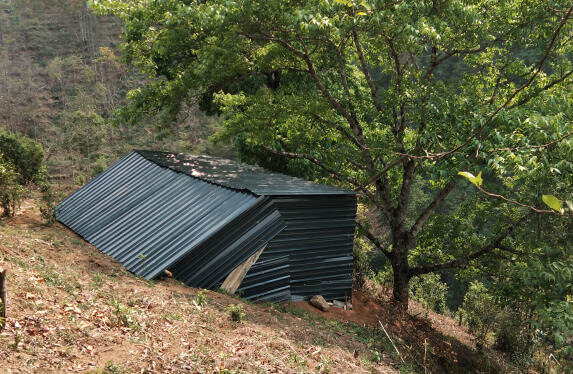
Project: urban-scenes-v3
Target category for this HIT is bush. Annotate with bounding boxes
[409,273,449,316]
[494,309,533,365]
[353,238,372,289]
[458,281,497,349]
[91,156,108,177]
[194,290,208,306]
[0,157,25,217]
[0,130,47,218]
[39,182,61,225]
[372,264,393,287]
[0,128,44,185]
[225,304,245,323]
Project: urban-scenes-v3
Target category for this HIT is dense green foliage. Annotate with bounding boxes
[0,127,44,184]
[93,0,572,308]
[0,129,46,216]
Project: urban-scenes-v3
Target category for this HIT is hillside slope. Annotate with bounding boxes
[0,0,225,182]
[0,199,401,373]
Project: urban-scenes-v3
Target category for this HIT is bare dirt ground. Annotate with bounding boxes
[292,285,514,373]
[0,199,515,373]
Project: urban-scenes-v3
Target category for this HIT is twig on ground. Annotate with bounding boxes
[378,320,405,364]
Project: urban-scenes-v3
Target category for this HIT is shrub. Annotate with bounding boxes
[225,303,245,323]
[194,290,208,306]
[494,309,534,365]
[353,238,372,289]
[372,264,394,287]
[91,156,108,177]
[0,157,24,217]
[0,128,44,185]
[409,273,449,316]
[109,300,139,330]
[39,182,61,225]
[458,281,497,349]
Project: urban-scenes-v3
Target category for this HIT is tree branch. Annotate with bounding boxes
[409,214,529,276]
[491,130,573,152]
[365,159,402,185]
[310,113,364,151]
[402,6,573,160]
[395,160,416,227]
[356,222,391,257]
[410,180,457,238]
[496,244,528,257]
[506,70,573,110]
[330,37,361,130]
[475,185,570,215]
[352,29,382,112]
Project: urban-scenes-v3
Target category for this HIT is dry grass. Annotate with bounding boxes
[0,200,400,373]
[0,199,519,373]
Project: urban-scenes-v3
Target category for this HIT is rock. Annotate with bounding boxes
[309,295,330,312]
[332,300,345,309]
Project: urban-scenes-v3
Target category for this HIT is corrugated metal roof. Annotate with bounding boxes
[136,150,355,196]
[56,151,286,282]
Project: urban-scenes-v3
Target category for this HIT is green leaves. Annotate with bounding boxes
[458,171,483,187]
[542,194,563,213]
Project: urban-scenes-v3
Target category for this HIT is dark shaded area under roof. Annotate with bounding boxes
[136,150,355,196]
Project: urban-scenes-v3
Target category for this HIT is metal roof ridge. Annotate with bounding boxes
[133,149,356,196]
[132,150,260,196]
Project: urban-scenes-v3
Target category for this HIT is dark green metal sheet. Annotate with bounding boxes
[136,150,355,196]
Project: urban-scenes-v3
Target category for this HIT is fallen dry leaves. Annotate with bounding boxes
[0,201,399,373]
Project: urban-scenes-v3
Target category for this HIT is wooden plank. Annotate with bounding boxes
[220,245,266,294]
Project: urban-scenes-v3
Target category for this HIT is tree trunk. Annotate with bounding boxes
[390,230,411,310]
[391,260,410,311]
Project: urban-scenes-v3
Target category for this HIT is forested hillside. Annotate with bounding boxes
[0,0,226,182]
[0,0,571,373]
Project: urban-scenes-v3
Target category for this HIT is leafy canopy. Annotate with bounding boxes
[92,0,573,308]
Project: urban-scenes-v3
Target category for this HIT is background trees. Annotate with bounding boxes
[0,128,45,216]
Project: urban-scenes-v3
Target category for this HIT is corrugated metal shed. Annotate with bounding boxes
[57,150,357,303]
[57,152,285,284]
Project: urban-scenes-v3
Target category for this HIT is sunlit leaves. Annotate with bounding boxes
[458,171,483,187]
[542,194,563,213]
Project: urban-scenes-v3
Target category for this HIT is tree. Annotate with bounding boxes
[0,129,46,217]
[92,0,573,309]
[0,127,45,184]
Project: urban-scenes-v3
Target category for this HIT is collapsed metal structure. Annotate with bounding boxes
[57,150,357,302]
